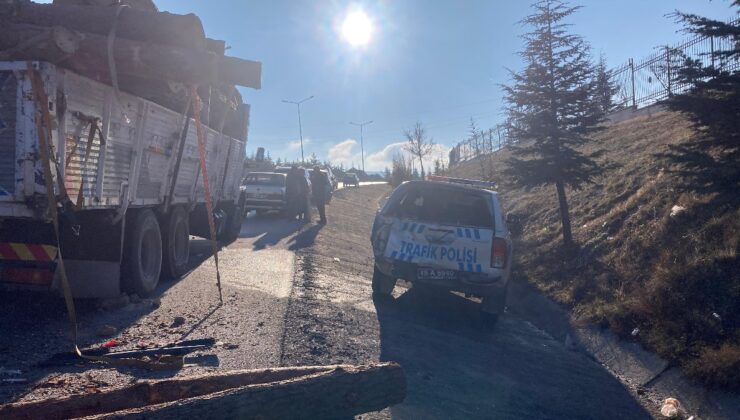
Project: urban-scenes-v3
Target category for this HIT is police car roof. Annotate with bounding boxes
[405,179,498,195]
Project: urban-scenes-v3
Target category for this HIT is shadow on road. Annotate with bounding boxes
[241,212,304,251]
[373,286,651,419]
[287,225,324,251]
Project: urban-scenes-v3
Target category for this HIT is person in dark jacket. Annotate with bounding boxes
[297,168,311,221]
[310,166,329,224]
[285,166,303,220]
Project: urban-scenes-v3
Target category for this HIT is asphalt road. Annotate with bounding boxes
[0,184,651,419]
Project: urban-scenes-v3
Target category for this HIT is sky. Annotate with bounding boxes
[45,0,738,171]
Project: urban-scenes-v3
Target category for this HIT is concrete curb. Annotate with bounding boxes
[506,279,740,420]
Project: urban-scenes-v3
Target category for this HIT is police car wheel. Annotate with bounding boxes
[372,265,396,296]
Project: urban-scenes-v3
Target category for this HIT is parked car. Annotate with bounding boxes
[242,172,287,215]
[370,177,512,324]
[343,173,360,187]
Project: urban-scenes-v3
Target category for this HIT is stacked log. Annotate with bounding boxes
[0,0,260,140]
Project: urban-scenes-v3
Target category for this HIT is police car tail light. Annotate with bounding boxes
[491,237,507,269]
[374,219,392,254]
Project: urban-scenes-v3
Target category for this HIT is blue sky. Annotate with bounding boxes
[46,0,739,170]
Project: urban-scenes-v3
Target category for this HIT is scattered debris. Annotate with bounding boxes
[631,328,640,337]
[660,397,683,418]
[712,312,721,321]
[171,316,186,328]
[333,257,341,262]
[101,339,120,349]
[37,339,216,368]
[223,343,239,350]
[670,205,686,217]
[96,325,117,337]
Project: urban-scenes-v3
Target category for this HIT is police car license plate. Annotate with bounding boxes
[417,268,456,280]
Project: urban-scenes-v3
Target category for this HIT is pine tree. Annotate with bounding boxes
[503,0,605,246]
[595,54,617,113]
[660,1,739,196]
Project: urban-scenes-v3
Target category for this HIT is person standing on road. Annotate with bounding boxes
[310,166,329,225]
[297,168,311,222]
[285,166,303,220]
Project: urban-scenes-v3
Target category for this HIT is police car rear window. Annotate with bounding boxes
[389,186,493,228]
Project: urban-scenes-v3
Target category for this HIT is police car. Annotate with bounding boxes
[370,176,512,323]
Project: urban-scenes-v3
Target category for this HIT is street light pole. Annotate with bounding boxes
[350,120,373,173]
[282,96,314,164]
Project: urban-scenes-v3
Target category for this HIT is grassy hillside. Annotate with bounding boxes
[450,110,739,388]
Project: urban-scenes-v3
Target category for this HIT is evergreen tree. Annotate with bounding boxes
[659,1,739,197]
[503,0,605,246]
[595,54,617,113]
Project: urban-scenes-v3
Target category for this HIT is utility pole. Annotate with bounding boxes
[282,96,314,164]
[350,120,373,173]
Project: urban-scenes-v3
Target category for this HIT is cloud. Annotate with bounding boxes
[364,142,450,172]
[327,139,451,173]
[327,139,360,166]
[287,138,310,150]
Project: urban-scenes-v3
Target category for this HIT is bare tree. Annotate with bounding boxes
[403,122,435,179]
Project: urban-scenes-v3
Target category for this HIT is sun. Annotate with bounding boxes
[340,10,373,47]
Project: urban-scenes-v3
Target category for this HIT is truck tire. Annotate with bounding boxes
[219,196,245,243]
[122,209,162,296]
[372,265,396,296]
[161,206,190,280]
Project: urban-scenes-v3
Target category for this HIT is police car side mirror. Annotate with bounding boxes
[506,213,523,237]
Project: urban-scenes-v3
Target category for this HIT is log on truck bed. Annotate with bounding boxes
[0,363,407,420]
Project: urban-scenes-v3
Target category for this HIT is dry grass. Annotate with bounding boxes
[451,110,740,389]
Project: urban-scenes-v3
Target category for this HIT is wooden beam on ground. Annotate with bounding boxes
[0,363,406,420]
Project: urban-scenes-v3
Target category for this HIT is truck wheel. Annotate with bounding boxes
[219,198,245,243]
[122,209,162,296]
[372,265,396,296]
[161,206,190,280]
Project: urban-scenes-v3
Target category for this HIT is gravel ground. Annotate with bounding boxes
[1,184,653,419]
[279,184,651,419]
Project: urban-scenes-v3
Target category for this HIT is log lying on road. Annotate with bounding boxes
[0,363,406,420]
[0,0,206,50]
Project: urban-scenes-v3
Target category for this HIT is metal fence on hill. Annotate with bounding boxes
[612,17,739,108]
[449,17,739,167]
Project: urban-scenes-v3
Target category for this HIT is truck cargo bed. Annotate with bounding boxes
[0,61,247,219]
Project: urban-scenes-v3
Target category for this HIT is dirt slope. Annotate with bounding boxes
[450,109,739,388]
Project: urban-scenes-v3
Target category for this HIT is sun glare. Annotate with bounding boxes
[341,10,373,47]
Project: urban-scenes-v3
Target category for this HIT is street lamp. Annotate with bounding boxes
[350,120,373,173]
[282,95,314,164]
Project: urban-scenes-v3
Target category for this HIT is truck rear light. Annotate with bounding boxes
[491,237,507,269]
[0,267,54,286]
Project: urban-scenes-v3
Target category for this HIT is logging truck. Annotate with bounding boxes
[0,61,255,298]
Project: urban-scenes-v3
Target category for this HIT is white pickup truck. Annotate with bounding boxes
[370,177,513,324]
[0,61,255,298]
[243,172,287,215]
